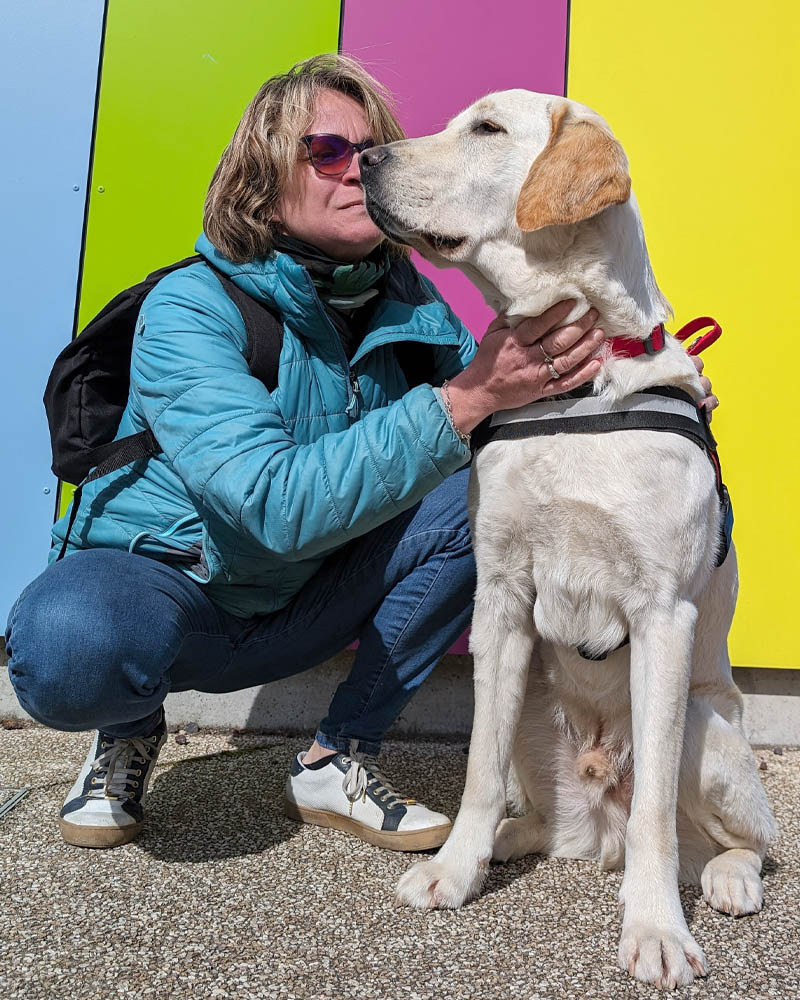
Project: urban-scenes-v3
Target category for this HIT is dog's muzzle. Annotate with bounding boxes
[361,146,468,256]
[360,147,406,240]
[359,145,392,171]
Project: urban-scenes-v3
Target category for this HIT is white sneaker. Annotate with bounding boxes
[284,741,451,851]
[58,709,167,848]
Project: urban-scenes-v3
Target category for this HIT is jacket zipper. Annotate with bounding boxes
[304,275,362,422]
[346,373,361,419]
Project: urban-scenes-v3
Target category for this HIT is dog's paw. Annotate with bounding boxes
[701,852,764,916]
[396,858,488,910]
[492,816,545,863]
[618,923,708,989]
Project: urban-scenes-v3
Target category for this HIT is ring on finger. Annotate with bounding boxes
[538,342,555,364]
[547,361,560,380]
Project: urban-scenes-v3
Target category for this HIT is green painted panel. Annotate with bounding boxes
[78,0,341,329]
[61,0,341,514]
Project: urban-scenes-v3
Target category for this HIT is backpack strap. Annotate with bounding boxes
[394,340,436,390]
[56,428,160,561]
[204,264,284,392]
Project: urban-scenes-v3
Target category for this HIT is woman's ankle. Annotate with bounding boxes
[303,739,338,766]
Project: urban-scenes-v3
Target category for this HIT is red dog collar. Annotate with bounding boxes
[609,318,722,359]
[609,324,665,359]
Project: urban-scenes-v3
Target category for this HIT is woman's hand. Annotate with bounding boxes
[691,354,719,418]
[444,300,604,435]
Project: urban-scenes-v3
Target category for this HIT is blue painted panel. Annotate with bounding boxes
[0,1,105,622]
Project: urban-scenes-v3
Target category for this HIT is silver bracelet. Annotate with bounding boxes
[441,380,471,448]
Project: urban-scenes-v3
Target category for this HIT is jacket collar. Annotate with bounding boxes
[195,234,455,352]
[196,233,324,331]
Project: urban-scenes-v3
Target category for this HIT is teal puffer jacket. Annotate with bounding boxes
[50,235,478,618]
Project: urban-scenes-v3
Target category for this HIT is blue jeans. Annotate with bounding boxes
[6,467,475,755]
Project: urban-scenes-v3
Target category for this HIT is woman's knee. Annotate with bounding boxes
[5,557,173,730]
[8,609,87,731]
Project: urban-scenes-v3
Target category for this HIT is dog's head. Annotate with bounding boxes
[361,91,631,269]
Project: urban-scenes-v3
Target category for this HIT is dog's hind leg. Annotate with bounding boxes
[505,758,529,816]
[617,599,709,988]
[688,544,743,721]
[494,661,558,862]
[396,516,536,910]
[678,697,776,913]
[701,848,767,916]
[493,811,549,862]
[678,545,776,914]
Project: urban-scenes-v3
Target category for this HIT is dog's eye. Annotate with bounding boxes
[473,121,506,135]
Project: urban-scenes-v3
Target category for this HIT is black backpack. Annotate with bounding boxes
[44,254,435,559]
[44,255,284,487]
[44,255,284,559]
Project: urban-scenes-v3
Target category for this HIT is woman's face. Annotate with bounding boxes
[274,89,385,262]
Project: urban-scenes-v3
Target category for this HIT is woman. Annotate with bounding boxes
[6,55,698,852]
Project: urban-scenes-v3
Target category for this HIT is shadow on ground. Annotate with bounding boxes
[139,741,296,863]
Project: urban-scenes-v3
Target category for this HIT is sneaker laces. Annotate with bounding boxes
[89,733,160,800]
[340,739,417,811]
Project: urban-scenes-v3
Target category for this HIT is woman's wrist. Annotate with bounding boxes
[439,376,494,437]
[440,381,472,447]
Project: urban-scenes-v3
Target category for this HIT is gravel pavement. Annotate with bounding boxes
[1,725,797,1000]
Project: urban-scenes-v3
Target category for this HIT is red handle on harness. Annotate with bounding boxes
[674,316,722,356]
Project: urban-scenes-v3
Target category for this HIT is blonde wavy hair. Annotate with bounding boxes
[203,54,406,263]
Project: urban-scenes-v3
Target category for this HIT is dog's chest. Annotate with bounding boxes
[470,428,714,559]
[469,427,718,653]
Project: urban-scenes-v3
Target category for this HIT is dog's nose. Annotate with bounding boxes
[360,146,391,170]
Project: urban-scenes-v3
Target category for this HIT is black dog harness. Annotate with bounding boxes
[471,375,733,661]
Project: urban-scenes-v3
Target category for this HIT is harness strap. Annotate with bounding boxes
[472,384,731,607]
[473,317,729,662]
[473,386,717,459]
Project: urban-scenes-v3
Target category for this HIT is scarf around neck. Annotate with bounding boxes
[272,235,389,310]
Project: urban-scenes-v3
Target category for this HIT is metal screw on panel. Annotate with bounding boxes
[73,185,80,191]
[43,487,50,495]
[98,186,105,193]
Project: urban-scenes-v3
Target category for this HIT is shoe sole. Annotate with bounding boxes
[284,798,451,851]
[58,817,143,849]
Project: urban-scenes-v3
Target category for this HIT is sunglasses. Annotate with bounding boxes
[299,133,376,176]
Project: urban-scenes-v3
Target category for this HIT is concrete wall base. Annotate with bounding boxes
[1,647,798,747]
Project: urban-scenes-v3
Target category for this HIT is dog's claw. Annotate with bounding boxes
[688,953,708,977]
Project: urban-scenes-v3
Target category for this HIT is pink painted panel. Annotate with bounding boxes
[342,0,569,340]
[342,0,569,653]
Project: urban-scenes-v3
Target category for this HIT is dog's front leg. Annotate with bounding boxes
[618,600,708,988]
[396,582,535,910]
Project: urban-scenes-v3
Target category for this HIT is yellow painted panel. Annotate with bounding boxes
[568,0,799,667]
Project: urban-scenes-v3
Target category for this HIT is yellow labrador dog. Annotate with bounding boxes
[360,91,776,989]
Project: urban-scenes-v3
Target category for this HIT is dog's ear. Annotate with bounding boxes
[515,104,631,232]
